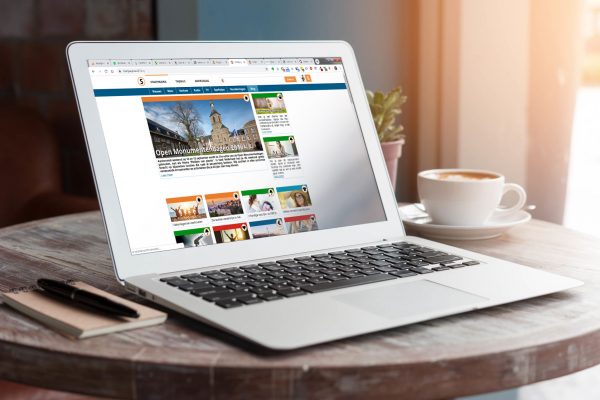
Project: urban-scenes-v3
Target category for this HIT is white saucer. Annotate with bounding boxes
[399,204,531,240]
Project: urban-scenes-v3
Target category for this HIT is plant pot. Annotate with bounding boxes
[380,138,405,189]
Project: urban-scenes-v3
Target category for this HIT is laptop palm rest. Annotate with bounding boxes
[334,280,488,320]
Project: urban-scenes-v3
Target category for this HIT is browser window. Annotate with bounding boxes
[88,57,386,255]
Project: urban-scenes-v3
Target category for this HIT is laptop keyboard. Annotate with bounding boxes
[159,242,480,309]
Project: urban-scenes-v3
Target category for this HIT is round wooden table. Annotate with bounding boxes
[1,212,599,399]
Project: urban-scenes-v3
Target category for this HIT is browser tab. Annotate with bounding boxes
[134,59,153,66]
[89,60,110,67]
[227,59,248,66]
[191,59,211,65]
[152,59,173,66]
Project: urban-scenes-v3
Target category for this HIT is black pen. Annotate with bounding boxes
[37,279,140,319]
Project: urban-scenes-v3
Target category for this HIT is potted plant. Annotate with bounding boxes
[366,87,407,188]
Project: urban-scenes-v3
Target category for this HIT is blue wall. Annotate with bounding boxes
[195,0,412,94]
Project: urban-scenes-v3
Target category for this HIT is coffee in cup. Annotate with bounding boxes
[417,169,526,226]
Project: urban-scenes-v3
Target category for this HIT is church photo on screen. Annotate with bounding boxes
[143,96,262,158]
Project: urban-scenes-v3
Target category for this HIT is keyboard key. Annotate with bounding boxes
[225,270,247,278]
[462,261,480,266]
[286,274,307,282]
[413,247,435,253]
[360,268,380,275]
[246,281,269,288]
[374,266,396,273]
[394,242,419,248]
[204,272,228,280]
[262,265,284,272]
[302,271,323,279]
[432,266,451,271]
[177,283,197,292]
[204,290,249,302]
[180,273,202,279]
[250,286,277,294]
[408,261,431,268]
[284,267,305,274]
[270,283,293,291]
[230,277,251,284]
[350,253,370,259]
[215,299,242,309]
[266,278,289,285]
[258,262,278,266]
[402,255,425,261]
[240,266,262,274]
[226,283,249,291]
[234,293,258,301]
[296,282,315,290]
[164,278,188,286]
[426,255,463,264]
[190,287,222,297]
[190,282,214,289]
[187,277,211,284]
[279,262,301,268]
[326,274,348,281]
[419,251,446,258]
[370,260,391,267]
[238,296,263,305]
[390,271,418,278]
[318,259,338,265]
[299,260,320,266]
[259,293,283,301]
[308,277,332,284]
[342,271,365,279]
[305,273,396,293]
[278,287,306,297]
[409,267,433,274]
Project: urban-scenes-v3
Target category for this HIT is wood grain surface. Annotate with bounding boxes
[0,212,599,399]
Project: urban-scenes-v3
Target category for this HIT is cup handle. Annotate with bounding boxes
[494,183,527,217]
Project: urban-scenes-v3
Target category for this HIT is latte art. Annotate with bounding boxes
[429,172,498,181]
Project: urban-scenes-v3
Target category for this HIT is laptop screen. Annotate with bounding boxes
[88,57,387,255]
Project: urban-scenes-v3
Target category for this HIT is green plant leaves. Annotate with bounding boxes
[366,86,407,142]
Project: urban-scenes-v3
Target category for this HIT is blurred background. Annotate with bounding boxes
[0,0,599,398]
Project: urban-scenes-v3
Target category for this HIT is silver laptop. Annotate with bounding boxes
[67,41,581,350]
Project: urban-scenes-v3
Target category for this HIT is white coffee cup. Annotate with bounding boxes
[417,169,527,226]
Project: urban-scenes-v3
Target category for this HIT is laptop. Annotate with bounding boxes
[67,41,581,350]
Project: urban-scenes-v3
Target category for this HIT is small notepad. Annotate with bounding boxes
[1,281,167,339]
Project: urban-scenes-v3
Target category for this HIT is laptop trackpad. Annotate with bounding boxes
[334,280,488,320]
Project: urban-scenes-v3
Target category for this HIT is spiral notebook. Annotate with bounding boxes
[1,281,167,339]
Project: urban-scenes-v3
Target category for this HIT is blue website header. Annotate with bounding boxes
[94,83,347,97]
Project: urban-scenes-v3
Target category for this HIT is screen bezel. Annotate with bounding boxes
[67,41,405,281]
